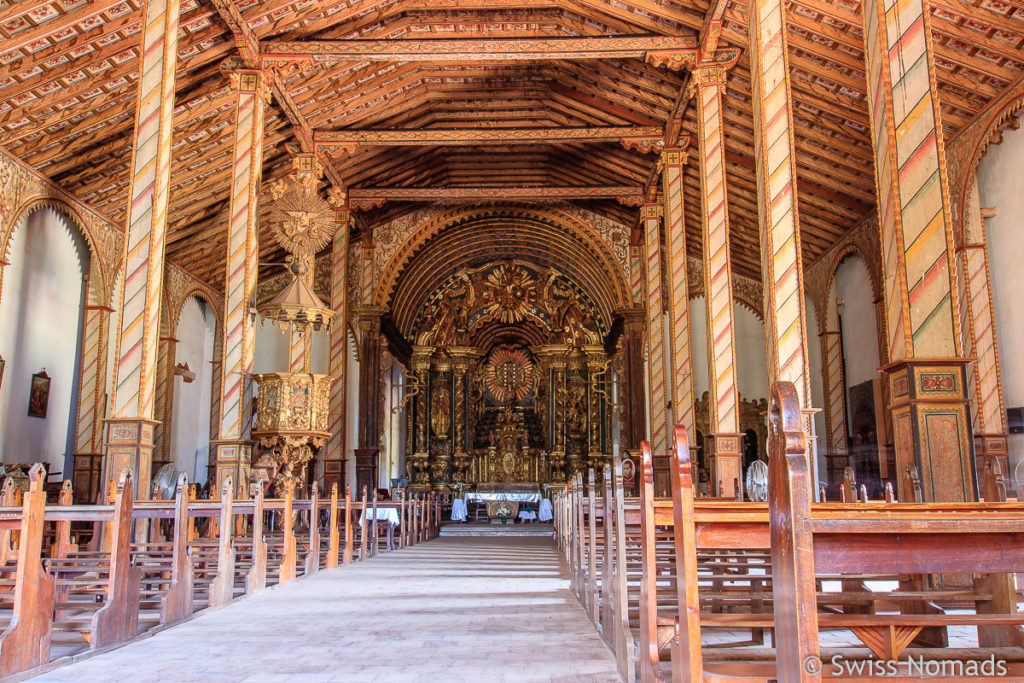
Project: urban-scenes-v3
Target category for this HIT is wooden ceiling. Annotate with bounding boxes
[1,0,1021,288]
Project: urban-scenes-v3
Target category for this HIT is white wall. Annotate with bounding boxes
[835,254,881,407]
[0,208,88,475]
[806,295,826,475]
[168,297,215,485]
[688,295,768,404]
[978,112,1024,474]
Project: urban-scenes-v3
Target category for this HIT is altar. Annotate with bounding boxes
[465,483,541,522]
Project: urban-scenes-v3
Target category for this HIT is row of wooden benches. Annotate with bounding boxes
[555,380,1024,681]
[0,470,440,678]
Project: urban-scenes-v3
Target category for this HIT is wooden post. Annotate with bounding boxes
[160,473,194,624]
[92,469,142,649]
[280,480,297,583]
[670,425,703,682]
[343,485,354,564]
[611,453,635,682]
[0,464,55,676]
[767,381,820,681]
[304,485,320,575]
[327,483,340,569]
[209,476,236,607]
[601,465,614,633]
[371,488,379,557]
[398,490,406,549]
[359,486,369,560]
[247,483,267,593]
[587,468,598,622]
[638,443,659,683]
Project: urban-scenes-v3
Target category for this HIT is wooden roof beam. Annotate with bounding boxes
[348,185,645,209]
[313,125,663,154]
[261,36,698,66]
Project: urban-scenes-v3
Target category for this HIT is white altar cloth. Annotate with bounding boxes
[360,508,400,526]
[451,498,468,521]
[538,498,553,522]
[518,509,537,521]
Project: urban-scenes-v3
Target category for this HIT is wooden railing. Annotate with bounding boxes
[0,473,440,677]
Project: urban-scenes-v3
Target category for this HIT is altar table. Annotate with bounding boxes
[451,498,468,522]
[360,508,400,550]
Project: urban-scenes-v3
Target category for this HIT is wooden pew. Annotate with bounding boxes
[769,380,1024,680]
[0,464,55,675]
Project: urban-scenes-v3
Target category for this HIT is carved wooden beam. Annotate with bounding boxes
[261,36,698,66]
[348,185,645,210]
[313,126,663,154]
[698,0,731,58]
[209,0,260,67]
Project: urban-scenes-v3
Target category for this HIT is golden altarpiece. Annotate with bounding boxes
[401,261,614,493]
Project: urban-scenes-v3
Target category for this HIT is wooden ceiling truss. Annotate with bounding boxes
[0,0,1019,285]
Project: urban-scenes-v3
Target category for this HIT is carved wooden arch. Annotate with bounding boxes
[824,242,883,309]
[164,267,225,338]
[687,291,765,323]
[373,203,632,323]
[1,198,115,307]
[946,74,1024,242]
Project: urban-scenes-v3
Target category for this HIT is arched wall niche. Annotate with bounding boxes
[0,206,90,474]
[373,204,631,334]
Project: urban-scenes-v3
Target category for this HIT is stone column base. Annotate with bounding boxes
[882,358,975,502]
[211,440,252,497]
[103,418,159,499]
[707,433,743,498]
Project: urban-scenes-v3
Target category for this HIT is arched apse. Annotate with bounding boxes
[168,296,216,485]
[834,253,881,422]
[0,206,89,474]
[374,204,631,336]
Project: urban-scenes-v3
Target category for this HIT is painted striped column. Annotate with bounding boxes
[629,242,644,307]
[863,0,959,361]
[325,209,350,491]
[958,179,1007,473]
[746,4,812,414]
[662,145,695,443]
[696,67,742,495]
[642,203,670,493]
[862,0,973,501]
[76,304,112,455]
[821,281,848,454]
[104,0,181,495]
[213,71,267,495]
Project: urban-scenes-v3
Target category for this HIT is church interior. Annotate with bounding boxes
[1,0,1024,679]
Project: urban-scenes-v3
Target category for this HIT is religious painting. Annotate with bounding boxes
[27,370,50,418]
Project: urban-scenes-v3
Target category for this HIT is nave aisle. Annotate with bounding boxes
[30,537,619,683]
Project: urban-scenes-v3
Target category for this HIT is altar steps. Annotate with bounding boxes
[439,522,554,537]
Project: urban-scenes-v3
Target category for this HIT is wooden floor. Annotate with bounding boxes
[29,537,621,683]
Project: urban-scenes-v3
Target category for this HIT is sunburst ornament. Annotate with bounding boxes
[486,347,534,404]
[480,264,536,324]
[267,176,333,266]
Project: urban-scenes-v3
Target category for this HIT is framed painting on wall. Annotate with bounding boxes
[27,370,50,418]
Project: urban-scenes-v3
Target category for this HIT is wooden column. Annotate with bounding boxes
[617,307,646,494]
[862,0,973,501]
[103,0,181,497]
[958,180,1007,477]
[211,70,268,497]
[72,294,113,502]
[324,207,351,493]
[696,64,742,496]
[152,332,177,467]
[642,203,671,494]
[354,305,385,496]
[662,143,696,445]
